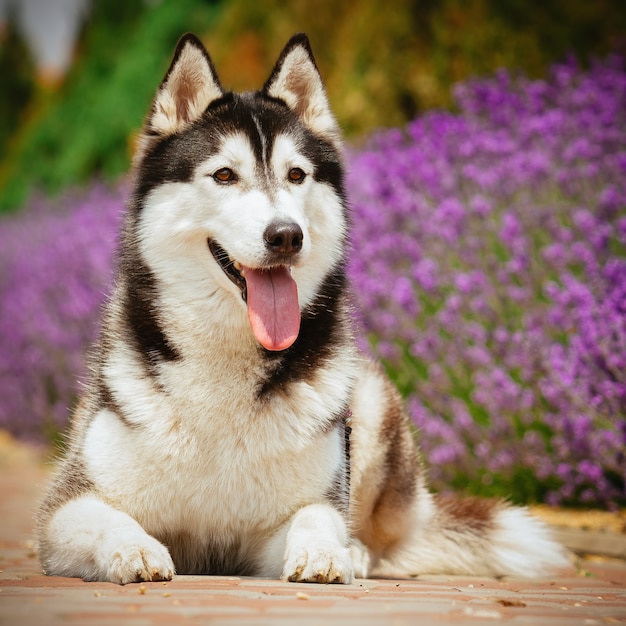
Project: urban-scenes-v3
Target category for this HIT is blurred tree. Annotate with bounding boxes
[206,0,626,133]
[0,0,218,212]
[0,23,35,160]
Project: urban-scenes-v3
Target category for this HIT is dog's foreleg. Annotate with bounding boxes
[262,503,353,584]
[39,496,174,584]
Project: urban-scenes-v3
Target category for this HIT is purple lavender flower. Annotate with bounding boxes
[348,55,626,507]
[1,56,625,507]
[0,184,123,440]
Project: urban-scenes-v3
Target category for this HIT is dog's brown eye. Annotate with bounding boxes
[213,168,236,183]
[288,168,306,184]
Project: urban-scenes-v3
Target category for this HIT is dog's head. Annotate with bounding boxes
[130,34,347,352]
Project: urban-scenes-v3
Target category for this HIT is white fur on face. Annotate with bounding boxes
[137,132,346,314]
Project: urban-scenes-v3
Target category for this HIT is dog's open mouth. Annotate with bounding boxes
[208,239,300,352]
[208,240,247,296]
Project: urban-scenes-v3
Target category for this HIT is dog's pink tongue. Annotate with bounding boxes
[244,266,300,351]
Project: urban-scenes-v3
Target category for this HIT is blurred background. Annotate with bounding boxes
[1,0,625,508]
[1,0,625,211]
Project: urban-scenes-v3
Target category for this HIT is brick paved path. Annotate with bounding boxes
[1,434,625,626]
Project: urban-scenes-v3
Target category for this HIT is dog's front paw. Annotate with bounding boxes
[100,533,175,585]
[283,544,353,584]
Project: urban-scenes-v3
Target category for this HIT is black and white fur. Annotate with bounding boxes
[37,33,569,584]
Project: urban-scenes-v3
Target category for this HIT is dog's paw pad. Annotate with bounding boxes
[104,536,174,585]
[283,546,353,584]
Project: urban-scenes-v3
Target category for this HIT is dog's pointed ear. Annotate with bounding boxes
[263,34,339,143]
[147,33,223,136]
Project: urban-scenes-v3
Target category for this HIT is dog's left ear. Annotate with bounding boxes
[263,34,339,144]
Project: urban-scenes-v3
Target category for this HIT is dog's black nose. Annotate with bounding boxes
[264,222,303,255]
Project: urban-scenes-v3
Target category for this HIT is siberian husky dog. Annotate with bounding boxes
[37,33,568,584]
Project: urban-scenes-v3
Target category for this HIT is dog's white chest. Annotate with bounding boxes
[83,405,342,539]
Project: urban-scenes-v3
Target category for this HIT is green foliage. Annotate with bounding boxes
[0,0,219,212]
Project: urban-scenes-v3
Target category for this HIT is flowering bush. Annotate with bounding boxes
[348,56,626,507]
[0,57,624,507]
[0,185,122,441]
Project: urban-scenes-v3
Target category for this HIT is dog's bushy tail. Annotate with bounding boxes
[373,493,570,578]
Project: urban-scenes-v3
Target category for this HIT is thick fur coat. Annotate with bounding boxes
[37,33,568,584]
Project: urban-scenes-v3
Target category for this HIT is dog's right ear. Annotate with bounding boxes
[263,33,339,146]
[146,33,223,137]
